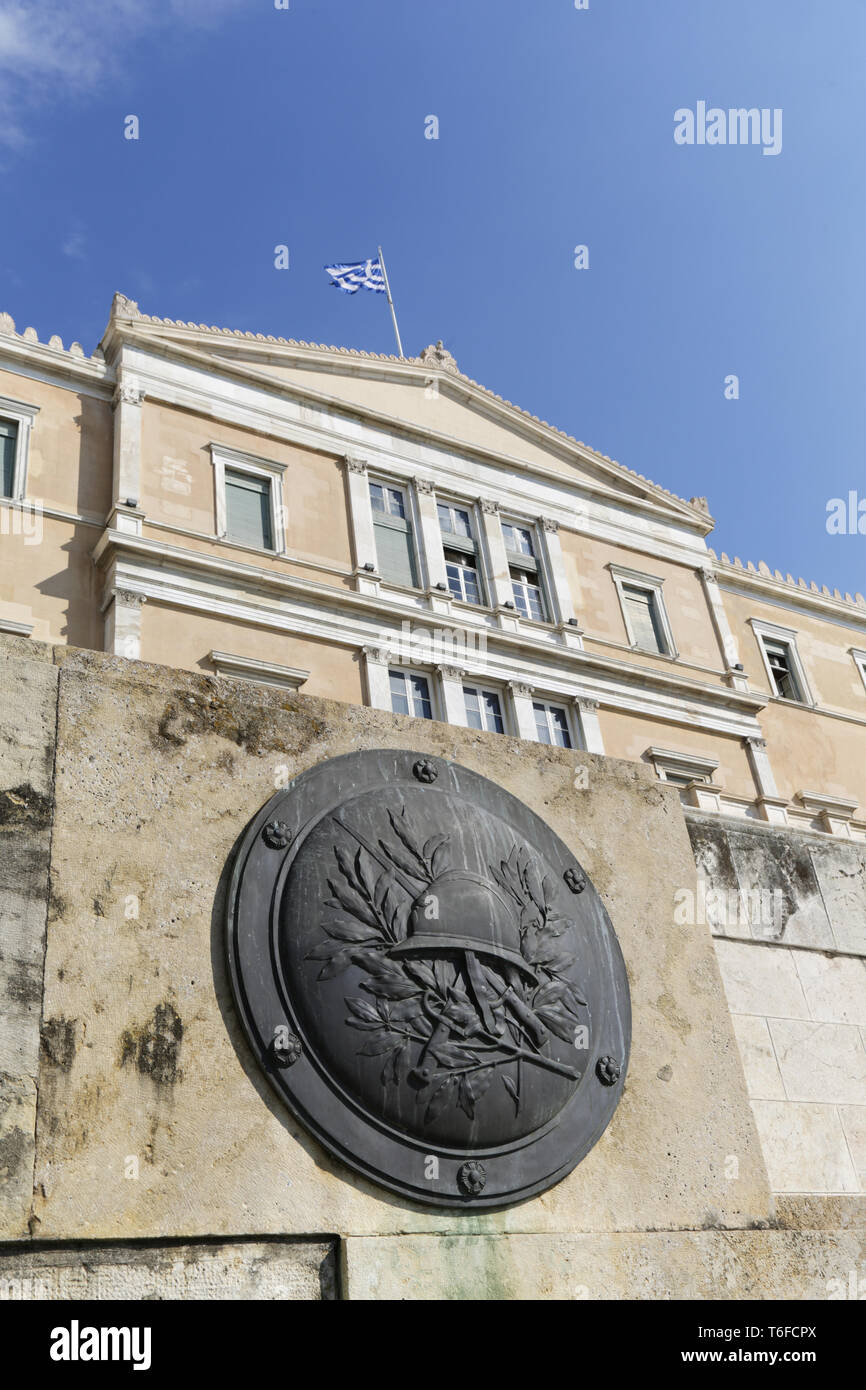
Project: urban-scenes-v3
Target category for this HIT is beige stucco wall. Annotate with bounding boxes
[139,402,353,575]
[0,367,112,520]
[599,708,757,801]
[0,518,103,649]
[139,603,365,705]
[724,586,866,716]
[560,528,724,675]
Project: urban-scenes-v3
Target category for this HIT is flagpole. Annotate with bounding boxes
[377,245,404,358]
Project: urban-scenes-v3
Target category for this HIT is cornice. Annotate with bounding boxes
[710,550,866,629]
[92,528,768,731]
[108,314,712,534]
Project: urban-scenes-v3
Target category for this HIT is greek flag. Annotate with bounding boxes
[324,256,386,294]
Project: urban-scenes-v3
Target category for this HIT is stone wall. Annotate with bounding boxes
[1,632,864,1299]
[687,815,866,1199]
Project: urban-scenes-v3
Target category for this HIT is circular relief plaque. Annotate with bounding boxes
[226,749,630,1208]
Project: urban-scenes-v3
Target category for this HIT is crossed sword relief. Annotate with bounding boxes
[333,814,582,1085]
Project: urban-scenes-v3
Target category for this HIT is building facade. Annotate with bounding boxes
[2,293,865,833]
[1,294,866,1219]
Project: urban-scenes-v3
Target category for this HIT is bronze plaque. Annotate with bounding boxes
[226,750,630,1207]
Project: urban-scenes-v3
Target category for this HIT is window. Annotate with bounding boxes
[370,480,418,587]
[438,501,484,605]
[0,397,38,502]
[622,585,666,653]
[390,669,433,720]
[503,521,548,621]
[211,444,286,553]
[852,650,866,695]
[609,565,676,656]
[0,419,17,498]
[533,701,572,748]
[763,639,802,702]
[750,620,811,705]
[225,468,274,550]
[464,685,505,734]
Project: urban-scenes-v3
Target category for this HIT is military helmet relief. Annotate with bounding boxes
[226,750,630,1208]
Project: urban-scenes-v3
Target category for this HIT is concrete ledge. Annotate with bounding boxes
[342,1231,866,1300]
[0,1238,337,1300]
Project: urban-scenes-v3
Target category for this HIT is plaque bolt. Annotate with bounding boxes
[273,1032,303,1067]
[457,1160,487,1196]
[564,868,586,894]
[263,820,292,850]
[596,1055,621,1086]
[413,759,438,784]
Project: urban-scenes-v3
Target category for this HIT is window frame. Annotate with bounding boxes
[388,666,436,721]
[462,682,508,735]
[211,443,287,554]
[532,699,577,749]
[609,563,677,657]
[851,648,866,696]
[0,395,39,503]
[437,497,488,607]
[502,517,551,623]
[749,619,813,705]
[369,475,421,589]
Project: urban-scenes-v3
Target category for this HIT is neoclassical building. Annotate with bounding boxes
[1,293,864,838]
[2,293,866,1225]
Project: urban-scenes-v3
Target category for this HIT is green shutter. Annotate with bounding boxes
[374,517,417,587]
[0,419,17,498]
[225,469,273,550]
[623,585,665,652]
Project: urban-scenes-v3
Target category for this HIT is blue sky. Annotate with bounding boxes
[1,0,864,595]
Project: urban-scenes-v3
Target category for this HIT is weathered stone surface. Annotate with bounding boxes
[23,641,771,1240]
[341,1230,866,1300]
[0,646,58,1238]
[0,1239,335,1300]
[751,1101,859,1193]
[809,842,866,955]
[730,1015,785,1100]
[714,939,810,1020]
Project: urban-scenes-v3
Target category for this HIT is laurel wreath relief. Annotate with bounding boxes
[305,803,587,1125]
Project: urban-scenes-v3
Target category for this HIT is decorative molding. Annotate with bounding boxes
[414,477,435,495]
[480,498,500,516]
[345,454,368,475]
[436,663,466,682]
[418,340,459,373]
[645,745,720,784]
[113,588,147,608]
[0,618,34,636]
[113,382,145,409]
[209,650,309,691]
[362,644,392,667]
[541,517,559,534]
[796,789,858,819]
[574,696,599,712]
[507,680,535,699]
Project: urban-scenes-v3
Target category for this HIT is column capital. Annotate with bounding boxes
[345,454,368,475]
[480,497,500,516]
[541,516,559,534]
[507,680,535,699]
[414,477,435,495]
[112,382,145,410]
[362,644,392,667]
[436,663,466,682]
[574,695,599,712]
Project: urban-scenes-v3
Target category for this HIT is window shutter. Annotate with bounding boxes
[374,517,417,587]
[0,420,17,498]
[225,470,273,550]
[623,585,664,652]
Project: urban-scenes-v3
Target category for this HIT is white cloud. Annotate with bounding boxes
[0,1,244,146]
